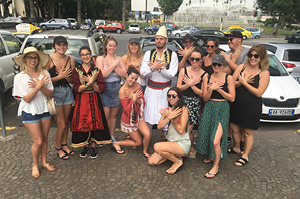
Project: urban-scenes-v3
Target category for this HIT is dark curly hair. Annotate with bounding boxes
[167,87,184,109]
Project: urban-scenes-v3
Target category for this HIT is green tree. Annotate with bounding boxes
[157,0,183,21]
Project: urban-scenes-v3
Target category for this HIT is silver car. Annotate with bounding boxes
[261,43,300,83]
[39,18,71,30]
[171,26,198,37]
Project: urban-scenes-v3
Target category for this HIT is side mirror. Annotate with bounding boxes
[286,68,293,74]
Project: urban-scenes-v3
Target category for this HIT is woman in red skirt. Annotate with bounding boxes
[71,46,111,158]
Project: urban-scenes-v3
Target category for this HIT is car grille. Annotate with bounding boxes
[262,98,299,108]
[261,114,300,121]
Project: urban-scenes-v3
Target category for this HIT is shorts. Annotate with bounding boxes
[22,111,51,124]
[53,86,74,106]
[100,81,121,107]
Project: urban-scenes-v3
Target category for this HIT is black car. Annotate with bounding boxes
[191,29,228,46]
[287,33,300,44]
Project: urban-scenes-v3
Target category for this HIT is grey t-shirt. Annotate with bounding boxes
[226,46,249,65]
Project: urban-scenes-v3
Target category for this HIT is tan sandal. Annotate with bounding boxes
[41,163,56,171]
[32,166,40,178]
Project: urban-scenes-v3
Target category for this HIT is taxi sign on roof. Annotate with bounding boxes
[15,23,40,33]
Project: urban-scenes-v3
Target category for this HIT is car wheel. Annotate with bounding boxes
[60,26,66,30]
[0,86,4,110]
[254,35,260,39]
[197,39,204,46]
[167,30,171,36]
[175,33,180,37]
[243,35,247,40]
[147,29,153,35]
[41,25,47,30]
[116,29,122,34]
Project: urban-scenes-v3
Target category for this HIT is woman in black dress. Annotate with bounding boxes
[229,45,270,167]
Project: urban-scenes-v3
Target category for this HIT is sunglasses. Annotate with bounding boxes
[80,53,91,57]
[183,40,193,44]
[26,56,39,60]
[247,53,260,59]
[206,45,215,48]
[190,57,201,62]
[212,63,222,67]
[167,94,177,99]
[228,38,235,42]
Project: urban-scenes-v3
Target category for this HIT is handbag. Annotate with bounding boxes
[47,97,58,115]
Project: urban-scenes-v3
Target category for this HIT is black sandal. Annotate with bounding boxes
[61,144,75,155]
[56,148,69,160]
[235,157,248,167]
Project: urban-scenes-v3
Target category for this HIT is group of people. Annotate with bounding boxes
[12,26,270,179]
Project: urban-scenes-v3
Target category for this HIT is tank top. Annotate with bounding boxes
[103,65,121,82]
[202,64,214,75]
[181,67,206,97]
[208,74,229,100]
[49,57,71,87]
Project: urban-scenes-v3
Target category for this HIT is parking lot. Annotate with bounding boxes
[0,29,300,198]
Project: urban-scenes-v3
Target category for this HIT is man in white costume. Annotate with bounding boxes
[140,26,178,129]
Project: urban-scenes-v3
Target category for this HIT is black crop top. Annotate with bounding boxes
[181,67,206,97]
[208,74,229,100]
[49,57,71,87]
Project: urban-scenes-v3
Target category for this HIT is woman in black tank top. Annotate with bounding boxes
[229,45,270,167]
[195,54,235,178]
[44,36,76,160]
[203,38,219,75]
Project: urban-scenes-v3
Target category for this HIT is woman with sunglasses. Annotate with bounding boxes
[177,49,206,158]
[229,45,270,167]
[45,36,76,160]
[96,37,127,143]
[203,38,219,75]
[195,54,235,178]
[148,87,190,174]
[12,47,55,178]
[71,46,111,158]
[112,67,151,157]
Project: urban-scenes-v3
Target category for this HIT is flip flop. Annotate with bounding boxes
[111,146,125,154]
[189,151,196,158]
[166,163,184,174]
[204,171,219,179]
[203,158,214,164]
[32,166,40,178]
[227,148,239,154]
[41,163,56,172]
[143,153,150,159]
[234,157,248,167]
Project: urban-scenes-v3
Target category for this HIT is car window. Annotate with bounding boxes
[263,45,277,54]
[112,23,118,26]
[283,50,300,61]
[202,30,212,35]
[130,24,139,27]
[0,39,7,57]
[106,23,112,26]
[268,54,288,76]
[1,34,21,54]
[236,29,244,32]
[182,27,189,30]
[214,31,225,36]
[49,20,55,23]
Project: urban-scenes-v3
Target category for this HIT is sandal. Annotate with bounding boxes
[189,151,196,158]
[111,143,125,154]
[228,148,239,154]
[32,166,40,178]
[61,144,75,155]
[204,171,219,179]
[235,157,248,167]
[56,148,69,160]
[203,158,214,164]
[41,163,56,171]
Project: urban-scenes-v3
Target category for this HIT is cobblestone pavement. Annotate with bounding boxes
[1,120,299,199]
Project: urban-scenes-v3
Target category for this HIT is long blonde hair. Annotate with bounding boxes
[21,52,45,75]
[125,42,142,63]
[246,45,269,71]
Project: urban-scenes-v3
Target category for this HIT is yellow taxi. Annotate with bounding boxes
[12,23,42,42]
[223,25,252,40]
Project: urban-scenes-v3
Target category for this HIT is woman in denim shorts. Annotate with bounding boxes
[12,47,56,178]
[96,37,127,142]
[45,36,76,160]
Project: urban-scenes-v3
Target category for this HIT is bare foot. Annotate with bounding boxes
[41,163,56,171]
[203,158,214,164]
[143,152,150,159]
[32,166,40,178]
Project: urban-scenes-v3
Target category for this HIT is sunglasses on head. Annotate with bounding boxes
[167,94,177,99]
[206,45,215,48]
[190,57,201,62]
[247,53,260,59]
[212,63,222,67]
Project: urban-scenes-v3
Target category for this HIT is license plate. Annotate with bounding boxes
[269,109,295,116]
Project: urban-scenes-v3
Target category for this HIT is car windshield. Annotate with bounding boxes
[268,54,289,76]
[24,37,89,63]
[283,49,300,61]
[130,24,139,27]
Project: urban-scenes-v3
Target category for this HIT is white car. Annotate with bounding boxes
[260,43,300,83]
[219,44,300,122]
[171,26,198,37]
[128,24,140,34]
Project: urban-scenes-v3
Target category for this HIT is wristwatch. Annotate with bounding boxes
[85,82,89,88]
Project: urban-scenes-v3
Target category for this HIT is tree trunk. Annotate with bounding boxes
[122,0,126,30]
[29,0,36,18]
[4,1,12,17]
[77,0,81,29]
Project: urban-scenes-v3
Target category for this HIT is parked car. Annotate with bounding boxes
[95,19,106,26]
[15,30,106,74]
[67,18,77,29]
[39,18,71,30]
[219,44,300,122]
[0,30,22,102]
[171,26,199,37]
[191,29,228,46]
[260,43,300,83]
[287,33,300,44]
[0,17,22,29]
[244,27,262,39]
[223,25,252,40]
[12,23,42,42]
[80,22,90,30]
[128,24,140,33]
[96,22,124,34]
[144,22,176,36]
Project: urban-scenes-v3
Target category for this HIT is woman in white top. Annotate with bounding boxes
[12,47,55,178]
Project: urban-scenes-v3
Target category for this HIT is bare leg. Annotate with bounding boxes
[113,131,142,148]
[61,104,73,154]
[229,122,241,154]
[138,120,151,157]
[188,124,196,157]
[54,106,68,158]
[40,118,55,171]
[235,128,254,166]
[148,152,167,166]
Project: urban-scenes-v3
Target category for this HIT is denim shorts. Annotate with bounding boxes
[53,86,74,106]
[100,81,121,107]
[22,111,52,124]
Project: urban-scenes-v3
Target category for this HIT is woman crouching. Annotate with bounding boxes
[148,87,190,174]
